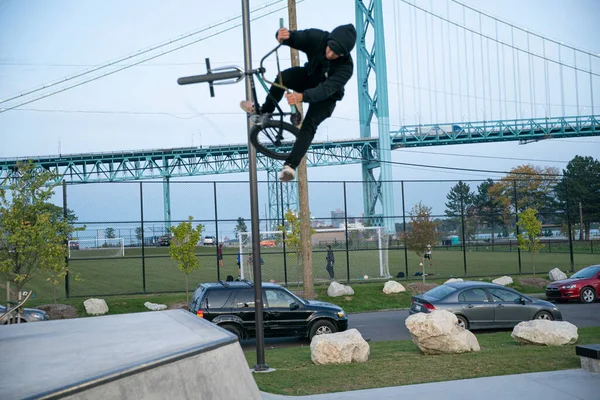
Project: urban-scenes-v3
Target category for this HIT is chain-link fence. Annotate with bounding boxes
[17,178,597,299]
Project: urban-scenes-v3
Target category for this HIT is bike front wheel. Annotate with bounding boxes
[249,119,299,160]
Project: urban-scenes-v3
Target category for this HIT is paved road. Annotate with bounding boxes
[241,302,600,351]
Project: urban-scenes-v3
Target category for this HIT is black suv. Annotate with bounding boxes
[188,281,348,340]
[158,235,172,246]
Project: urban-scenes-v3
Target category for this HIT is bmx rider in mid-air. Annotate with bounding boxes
[241,23,357,182]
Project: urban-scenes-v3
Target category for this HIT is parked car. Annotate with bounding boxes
[1,304,50,325]
[203,236,216,246]
[260,240,276,247]
[409,281,562,330]
[158,235,172,246]
[188,281,348,340]
[69,241,80,250]
[545,265,600,304]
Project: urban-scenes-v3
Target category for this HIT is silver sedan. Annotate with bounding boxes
[409,281,562,330]
[1,304,50,325]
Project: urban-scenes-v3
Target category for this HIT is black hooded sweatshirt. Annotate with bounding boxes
[278,24,357,103]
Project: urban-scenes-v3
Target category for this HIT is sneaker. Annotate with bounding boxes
[239,100,255,114]
[279,164,296,182]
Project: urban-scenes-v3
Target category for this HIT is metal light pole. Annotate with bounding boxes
[241,0,269,372]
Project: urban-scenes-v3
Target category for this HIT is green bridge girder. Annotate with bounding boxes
[2,115,599,229]
[3,115,597,183]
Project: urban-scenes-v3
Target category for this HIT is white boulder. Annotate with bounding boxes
[549,268,568,282]
[512,320,578,346]
[405,310,480,355]
[83,298,109,315]
[327,281,354,297]
[444,278,464,284]
[144,301,167,311]
[310,329,370,365]
[382,281,406,294]
[492,276,513,286]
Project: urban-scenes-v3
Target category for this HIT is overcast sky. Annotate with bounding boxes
[1,0,599,224]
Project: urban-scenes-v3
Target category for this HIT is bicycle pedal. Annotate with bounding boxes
[291,112,302,127]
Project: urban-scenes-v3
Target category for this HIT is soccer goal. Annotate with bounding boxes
[311,227,391,280]
[238,227,391,283]
[238,231,284,281]
[68,238,125,259]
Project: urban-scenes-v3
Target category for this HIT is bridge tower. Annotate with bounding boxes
[267,168,297,230]
[355,0,394,233]
[163,177,172,232]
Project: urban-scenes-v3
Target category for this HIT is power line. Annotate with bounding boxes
[11,108,238,119]
[0,59,292,68]
[394,149,569,164]
[4,151,560,180]
[305,150,563,177]
[0,0,295,112]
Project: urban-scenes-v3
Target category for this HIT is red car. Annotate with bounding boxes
[546,265,600,304]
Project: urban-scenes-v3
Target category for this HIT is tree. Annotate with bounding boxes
[517,208,545,277]
[488,165,559,233]
[473,179,504,243]
[403,202,439,282]
[234,217,247,240]
[445,181,476,242]
[135,227,143,244]
[434,218,455,234]
[169,216,203,304]
[554,156,600,240]
[0,161,76,301]
[105,227,116,239]
[277,210,314,291]
[41,204,80,234]
[22,196,83,302]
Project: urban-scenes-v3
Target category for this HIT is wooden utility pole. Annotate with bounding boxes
[287,0,314,299]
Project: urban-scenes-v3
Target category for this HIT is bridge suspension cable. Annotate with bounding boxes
[394,0,598,126]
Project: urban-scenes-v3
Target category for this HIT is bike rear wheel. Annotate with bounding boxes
[249,119,299,160]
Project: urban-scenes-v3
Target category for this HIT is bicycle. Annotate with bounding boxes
[177,43,302,161]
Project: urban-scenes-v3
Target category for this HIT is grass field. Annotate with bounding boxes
[246,327,600,396]
[2,243,597,302]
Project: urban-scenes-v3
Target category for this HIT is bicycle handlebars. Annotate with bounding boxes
[177,58,244,97]
[176,44,293,103]
[177,69,243,85]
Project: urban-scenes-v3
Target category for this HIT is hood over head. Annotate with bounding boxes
[327,24,356,57]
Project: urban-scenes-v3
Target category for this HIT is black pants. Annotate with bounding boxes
[261,67,337,169]
[326,261,334,279]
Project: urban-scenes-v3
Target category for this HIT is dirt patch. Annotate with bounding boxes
[37,304,78,320]
[406,282,439,295]
[518,277,550,288]
[167,302,189,311]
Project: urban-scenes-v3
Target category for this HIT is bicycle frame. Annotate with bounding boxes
[177,44,299,124]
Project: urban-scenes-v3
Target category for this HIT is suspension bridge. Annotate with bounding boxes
[1,0,599,232]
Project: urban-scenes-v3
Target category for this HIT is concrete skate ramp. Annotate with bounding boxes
[0,310,261,400]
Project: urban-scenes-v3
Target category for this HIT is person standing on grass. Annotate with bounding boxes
[326,244,335,280]
[424,244,433,267]
[217,243,224,268]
